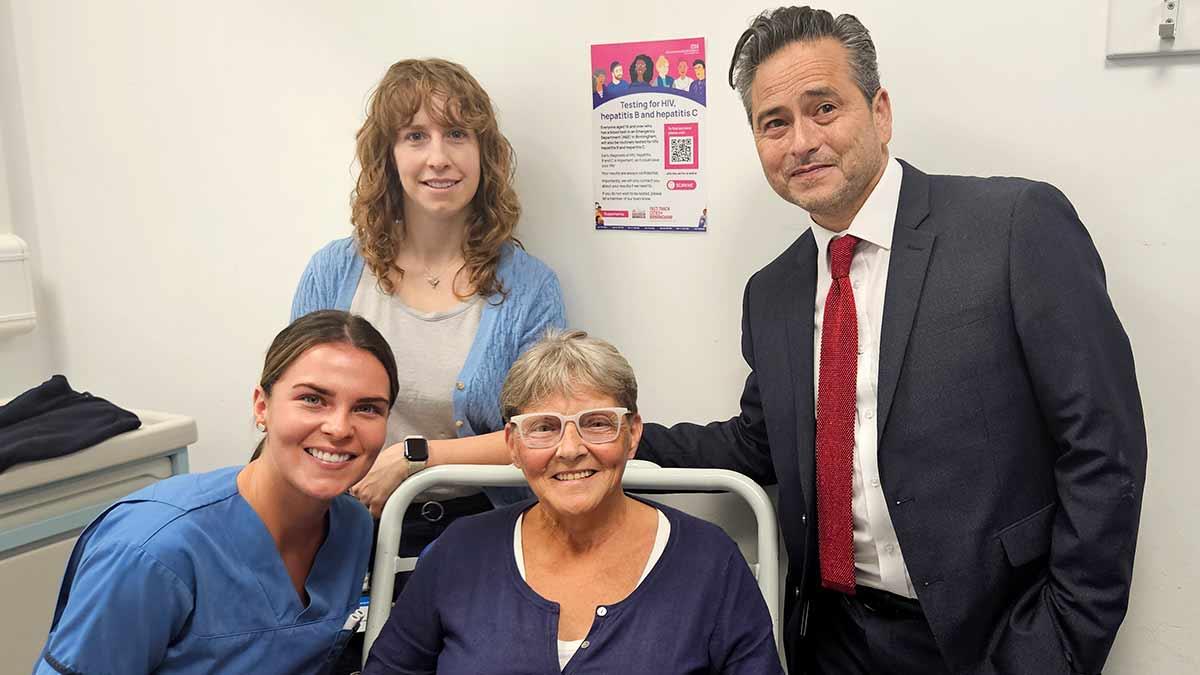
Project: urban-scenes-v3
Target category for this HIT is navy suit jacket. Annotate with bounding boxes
[638,160,1146,674]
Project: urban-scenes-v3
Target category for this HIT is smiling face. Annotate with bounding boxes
[634,59,647,78]
[750,39,892,230]
[694,63,705,80]
[677,60,688,78]
[393,99,482,226]
[507,389,641,521]
[253,342,391,503]
[611,64,623,82]
[656,56,669,77]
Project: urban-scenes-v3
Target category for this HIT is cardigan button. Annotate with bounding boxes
[580,640,590,649]
[596,606,607,617]
[456,381,465,390]
[455,420,464,429]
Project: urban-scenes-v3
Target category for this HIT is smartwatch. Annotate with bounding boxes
[403,435,429,473]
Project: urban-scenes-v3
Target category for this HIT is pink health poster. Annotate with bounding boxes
[590,37,707,232]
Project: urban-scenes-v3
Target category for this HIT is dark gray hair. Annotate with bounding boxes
[729,6,881,123]
[500,329,638,421]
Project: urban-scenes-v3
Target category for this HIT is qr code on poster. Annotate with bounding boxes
[669,136,694,165]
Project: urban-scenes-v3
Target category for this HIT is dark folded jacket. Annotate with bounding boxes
[0,375,141,474]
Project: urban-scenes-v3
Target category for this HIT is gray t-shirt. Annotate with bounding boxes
[350,269,482,500]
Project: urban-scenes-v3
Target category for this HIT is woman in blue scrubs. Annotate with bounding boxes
[34,310,399,674]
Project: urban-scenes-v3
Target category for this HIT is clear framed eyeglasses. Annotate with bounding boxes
[508,407,631,449]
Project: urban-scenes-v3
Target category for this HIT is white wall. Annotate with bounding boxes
[2,0,1197,670]
[0,0,53,396]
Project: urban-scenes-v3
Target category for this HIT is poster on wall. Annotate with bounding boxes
[590,37,707,232]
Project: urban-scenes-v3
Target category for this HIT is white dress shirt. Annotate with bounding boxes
[809,156,916,598]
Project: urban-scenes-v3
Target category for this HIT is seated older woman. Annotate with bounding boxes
[363,329,782,674]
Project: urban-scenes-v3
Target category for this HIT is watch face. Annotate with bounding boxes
[404,437,429,462]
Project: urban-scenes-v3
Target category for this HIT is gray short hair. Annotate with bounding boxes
[729,6,881,123]
[501,329,638,421]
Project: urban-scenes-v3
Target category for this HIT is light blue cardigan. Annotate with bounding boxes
[291,238,566,502]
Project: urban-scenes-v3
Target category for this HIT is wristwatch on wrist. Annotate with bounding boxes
[403,435,429,473]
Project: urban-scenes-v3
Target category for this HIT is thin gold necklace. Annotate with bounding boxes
[421,257,460,289]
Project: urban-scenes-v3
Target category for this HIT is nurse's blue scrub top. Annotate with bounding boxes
[35,466,373,674]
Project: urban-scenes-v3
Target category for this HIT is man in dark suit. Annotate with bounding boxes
[637,7,1146,675]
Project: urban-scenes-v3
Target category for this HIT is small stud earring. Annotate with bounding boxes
[255,421,266,432]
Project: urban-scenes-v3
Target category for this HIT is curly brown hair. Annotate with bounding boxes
[352,58,521,299]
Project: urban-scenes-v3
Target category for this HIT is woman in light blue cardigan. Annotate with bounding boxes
[292,57,565,526]
[292,237,565,508]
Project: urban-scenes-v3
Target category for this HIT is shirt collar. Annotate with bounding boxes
[809,155,903,257]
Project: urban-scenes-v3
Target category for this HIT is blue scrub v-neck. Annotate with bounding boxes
[36,466,375,674]
[229,489,351,624]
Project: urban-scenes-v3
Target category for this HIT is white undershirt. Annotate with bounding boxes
[809,156,916,598]
[514,509,671,671]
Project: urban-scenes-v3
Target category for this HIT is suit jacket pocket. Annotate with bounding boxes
[915,303,993,339]
[998,503,1055,567]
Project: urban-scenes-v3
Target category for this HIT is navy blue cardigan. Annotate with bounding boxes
[363,498,783,674]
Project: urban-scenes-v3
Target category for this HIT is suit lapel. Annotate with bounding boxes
[783,233,818,513]
[877,161,936,442]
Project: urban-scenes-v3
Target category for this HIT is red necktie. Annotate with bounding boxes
[816,234,859,595]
